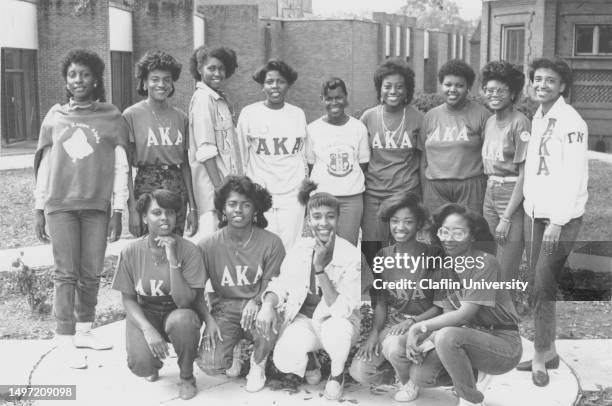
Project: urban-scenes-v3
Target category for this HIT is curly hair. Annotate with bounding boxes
[189,46,238,81]
[214,176,272,228]
[431,203,496,255]
[373,57,415,105]
[61,48,106,102]
[252,59,298,86]
[377,192,428,230]
[438,59,476,88]
[321,77,348,97]
[136,189,183,216]
[135,50,182,97]
[298,179,340,215]
[481,60,525,103]
[528,58,572,98]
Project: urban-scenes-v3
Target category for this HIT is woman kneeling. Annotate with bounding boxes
[406,204,522,406]
[112,189,208,400]
[258,181,362,401]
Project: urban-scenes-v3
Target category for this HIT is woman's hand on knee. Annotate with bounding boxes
[143,326,169,360]
[255,302,278,340]
[240,299,259,331]
[356,331,380,362]
[202,317,223,352]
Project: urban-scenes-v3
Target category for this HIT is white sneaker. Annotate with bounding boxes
[245,356,266,392]
[73,330,113,350]
[324,375,344,401]
[305,368,322,385]
[394,380,419,402]
[56,340,87,369]
[476,371,493,393]
[458,398,485,406]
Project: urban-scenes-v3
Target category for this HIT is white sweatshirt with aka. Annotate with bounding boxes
[523,97,588,226]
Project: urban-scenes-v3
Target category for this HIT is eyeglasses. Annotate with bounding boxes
[484,87,510,97]
[437,227,468,242]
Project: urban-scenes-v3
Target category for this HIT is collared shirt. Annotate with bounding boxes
[523,96,588,225]
[187,82,245,213]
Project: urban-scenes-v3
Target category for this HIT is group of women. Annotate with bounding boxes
[33,44,588,405]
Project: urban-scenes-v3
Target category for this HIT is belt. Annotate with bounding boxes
[488,175,518,183]
[137,164,181,170]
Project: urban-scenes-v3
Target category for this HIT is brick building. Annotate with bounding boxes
[0,0,469,148]
[479,0,612,149]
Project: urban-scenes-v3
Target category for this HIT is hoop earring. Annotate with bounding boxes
[94,82,97,88]
[253,214,258,224]
[222,213,227,223]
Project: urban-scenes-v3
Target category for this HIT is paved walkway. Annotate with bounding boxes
[0,320,580,406]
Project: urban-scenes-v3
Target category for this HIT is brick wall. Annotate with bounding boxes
[131,0,194,113]
[37,0,111,119]
[196,0,278,17]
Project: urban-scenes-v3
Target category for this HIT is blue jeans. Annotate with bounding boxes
[46,209,109,335]
[483,179,524,284]
[126,306,201,380]
[524,215,582,352]
[197,298,277,375]
[412,327,522,403]
[336,193,363,246]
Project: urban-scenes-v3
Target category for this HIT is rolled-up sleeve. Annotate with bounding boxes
[326,255,361,319]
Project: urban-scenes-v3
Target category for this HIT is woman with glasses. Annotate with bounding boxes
[480,61,530,299]
[124,51,197,237]
[406,204,522,406]
[515,58,588,387]
[419,60,491,215]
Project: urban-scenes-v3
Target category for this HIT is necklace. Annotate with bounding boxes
[379,105,406,143]
[148,236,168,266]
[227,227,255,256]
[147,100,171,128]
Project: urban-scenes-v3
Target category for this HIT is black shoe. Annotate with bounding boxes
[516,355,560,371]
[532,369,550,387]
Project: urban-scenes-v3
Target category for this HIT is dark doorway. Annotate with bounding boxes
[111,51,133,112]
[1,48,39,146]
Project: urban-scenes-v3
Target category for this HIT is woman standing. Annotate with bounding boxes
[516,58,588,387]
[480,60,530,295]
[360,57,423,262]
[124,50,197,237]
[349,192,441,402]
[306,77,370,246]
[112,190,208,400]
[237,59,307,250]
[196,176,285,393]
[406,204,522,406]
[188,46,243,243]
[420,59,491,215]
[33,49,129,367]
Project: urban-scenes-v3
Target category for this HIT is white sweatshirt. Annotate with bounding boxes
[523,97,588,226]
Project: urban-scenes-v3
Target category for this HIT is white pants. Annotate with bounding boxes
[265,190,305,250]
[273,314,359,377]
[186,210,218,246]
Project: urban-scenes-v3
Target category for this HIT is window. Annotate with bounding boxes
[502,25,525,66]
[451,33,457,59]
[395,26,401,56]
[385,24,391,57]
[424,30,430,59]
[459,34,464,59]
[405,27,411,57]
[575,25,612,55]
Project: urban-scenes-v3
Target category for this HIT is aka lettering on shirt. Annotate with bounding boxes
[427,125,469,143]
[146,127,184,147]
[371,130,414,149]
[220,265,264,287]
[254,137,303,155]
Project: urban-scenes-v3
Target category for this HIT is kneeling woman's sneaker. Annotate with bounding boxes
[324,374,345,400]
[245,355,267,392]
[394,380,419,402]
[179,377,197,400]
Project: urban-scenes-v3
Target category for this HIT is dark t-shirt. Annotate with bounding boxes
[376,244,440,316]
[199,227,285,300]
[433,251,520,328]
[360,105,423,197]
[112,235,206,311]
